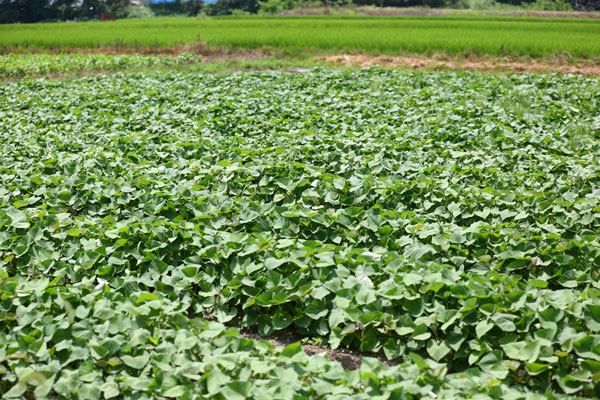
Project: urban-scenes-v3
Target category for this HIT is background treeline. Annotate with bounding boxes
[1,0,598,23]
[0,0,140,23]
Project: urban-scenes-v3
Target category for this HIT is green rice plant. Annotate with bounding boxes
[1,16,599,58]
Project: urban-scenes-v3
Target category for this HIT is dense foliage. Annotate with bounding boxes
[3,17,600,59]
[1,67,600,398]
[0,278,573,399]
[0,0,133,23]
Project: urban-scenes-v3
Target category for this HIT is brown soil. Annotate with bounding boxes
[238,328,399,370]
[315,53,600,76]
[197,312,398,370]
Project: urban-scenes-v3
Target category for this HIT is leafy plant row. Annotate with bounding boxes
[1,68,600,397]
[1,276,563,399]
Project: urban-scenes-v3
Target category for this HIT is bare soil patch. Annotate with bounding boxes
[238,329,400,370]
[316,53,600,76]
[198,312,398,370]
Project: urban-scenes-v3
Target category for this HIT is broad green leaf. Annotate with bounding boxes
[427,340,451,361]
[502,340,541,363]
[491,313,517,332]
[136,293,159,304]
[479,351,509,379]
[475,320,494,338]
[584,304,600,331]
[7,209,29,229]
[281,341,303,358]
[121,353,150,369]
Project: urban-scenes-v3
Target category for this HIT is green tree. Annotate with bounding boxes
[0,0,52,23]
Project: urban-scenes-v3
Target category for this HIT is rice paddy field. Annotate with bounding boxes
[1,16,600,57]
[2,15,600,400]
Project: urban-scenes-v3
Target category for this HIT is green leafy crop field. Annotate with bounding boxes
[1,16,600,58]
[1,68,600,398]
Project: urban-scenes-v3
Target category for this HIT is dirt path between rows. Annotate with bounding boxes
[315,54,600,76]
[198,312,399,370]
[238,328,400,370]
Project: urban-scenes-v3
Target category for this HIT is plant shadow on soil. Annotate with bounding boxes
[198,312,400,370]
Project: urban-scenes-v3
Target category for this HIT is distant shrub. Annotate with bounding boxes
[526,0,572,10]
[121,6,155,18]
[446,0,573,9]
[258,0,297,14]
